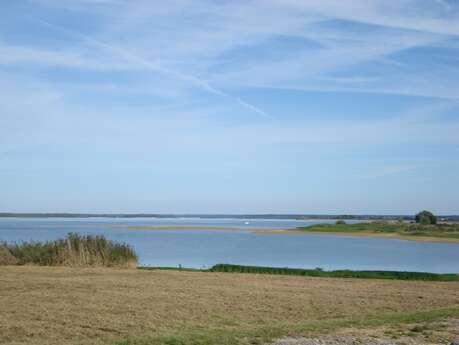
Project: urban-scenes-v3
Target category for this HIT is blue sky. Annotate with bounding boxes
[1,0,459,214]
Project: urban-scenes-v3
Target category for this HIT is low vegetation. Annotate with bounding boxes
[140,264,459,281]
[297,221,459,240]
[0,245,18,265]
[1,266,459,345]
[207,264,459,281]
[296,210,459,241]
[0,233,137,267]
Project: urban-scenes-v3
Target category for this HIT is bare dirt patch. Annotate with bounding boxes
[270,319,459,345]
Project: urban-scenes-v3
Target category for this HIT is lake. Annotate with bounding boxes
[1,217,458,273]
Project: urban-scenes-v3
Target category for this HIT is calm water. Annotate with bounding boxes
[1,217,458,273]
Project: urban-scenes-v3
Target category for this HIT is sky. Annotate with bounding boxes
[1,0,459,215]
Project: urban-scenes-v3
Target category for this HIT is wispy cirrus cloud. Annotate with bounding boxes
[1,0,457,102]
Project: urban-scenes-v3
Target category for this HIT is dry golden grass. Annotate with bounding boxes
[1,266,459,345]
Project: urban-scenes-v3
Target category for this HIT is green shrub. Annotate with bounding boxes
[1,233,138,267]
[336,220,346,225]
[415,211,437,225]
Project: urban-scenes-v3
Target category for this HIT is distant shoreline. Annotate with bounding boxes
[2,212,458,221]
[288,222,459,244]
[118,225,459,243]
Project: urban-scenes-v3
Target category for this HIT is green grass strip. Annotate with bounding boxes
[109,307,459,345]
[297,222,459,239]
[141,264,459,281]
[210,264,459,280]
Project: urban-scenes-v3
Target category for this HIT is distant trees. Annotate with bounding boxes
[336,220,346,225]
[415,210,437,225]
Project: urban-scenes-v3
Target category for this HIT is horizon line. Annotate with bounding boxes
[1,212,458,218]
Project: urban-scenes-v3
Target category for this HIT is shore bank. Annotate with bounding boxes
[290,222,459,243]
[120,224,459,243]
[271,228,459,243]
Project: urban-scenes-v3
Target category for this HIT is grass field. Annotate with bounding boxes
[1,266,459,345]
[294,222,459,242]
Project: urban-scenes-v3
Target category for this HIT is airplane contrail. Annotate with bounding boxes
[36,19,273,119]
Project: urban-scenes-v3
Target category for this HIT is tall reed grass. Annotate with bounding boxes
[0,233,137,267]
